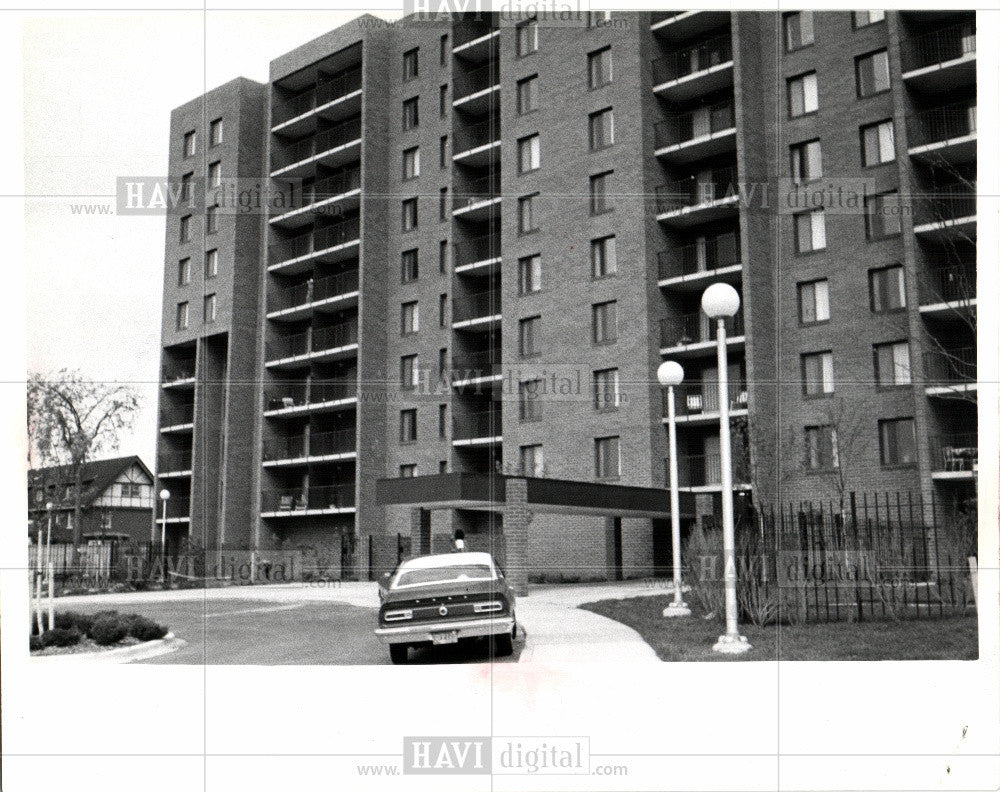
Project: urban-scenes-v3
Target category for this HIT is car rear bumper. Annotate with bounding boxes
[375,615,514,645]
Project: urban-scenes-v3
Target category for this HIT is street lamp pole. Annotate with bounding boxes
[159,489,170,585]
[701,283,751,654]
[657,361,690,618]
[45,502,54,631]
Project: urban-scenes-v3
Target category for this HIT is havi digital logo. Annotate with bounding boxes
[403,736,491,775]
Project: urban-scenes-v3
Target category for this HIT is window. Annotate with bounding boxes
[856,50,890,97]
[520,445,544,477]
[402,97,419,130]
[593,368,620,411]
[798,279,830,324]
[179,214,192,242]
[589,108,614,150]
[865,191,901,239]
[516,19,538,56]
[518,134,540,173]
[588,47,613,88]
[183,130,196,157]
[438,404,447,438]
[206,203,219,234]
[801,351,835,396]
[438,347,447,376]
[595,436,620,479]
[591,235,617,278]
[592,300,617,344]
[209,117,223,147]
[208,160,221,188]
[804,425,839,470]
[519,380,543,422]
[869,265,906,312]
[853,10,885,27]
[439,240,448,273]
[178,257,191,286]
[517,75,539,115]
[518,254,542,294]
[874,341,911,387]
[439,135,448,168]
[794,208,826,253]
[788,72,818,117]
[180,172,194,202]
[400,356,419,391]
[784,11,815,50]
[402,198,418,231]
[518,193,539,233]
[402,147,420,180]
[790,139,822,184]
[439,294,447,327]
[400,464,417,478]
[439,84,448,117]
[176,302,189,330]
[861,120,895,166]
[879,418,916,466]
[205,249,218,279]
[400,409,417,442]
[590,171,613,214]
[401,301,419,335]
[403,48,419,80]
[401,249,419,282]
[440,33,448,66]
[203,293,217,324]
[519,316,541,357]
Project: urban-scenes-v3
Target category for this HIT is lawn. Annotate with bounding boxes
[580,595,978,661]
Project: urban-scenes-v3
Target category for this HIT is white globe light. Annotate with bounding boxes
[159,489,171,501]
[701,282,741,319]
[657,360,685,387]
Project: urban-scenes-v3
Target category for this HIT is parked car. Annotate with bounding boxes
[374,552,517,664]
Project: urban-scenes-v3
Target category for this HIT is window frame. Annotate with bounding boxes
[593,367,620,411]
[860,119,896,167]
[518,253,542,295]
[519,315,541,358]
[401,248,419,283]
[594,435,621,479]
[401,197,418,232]
[873,340,912,388]
[400,300,419,336]
[402,146,420,180]
[783,10,815,52]
[788,71,819,118]
[399,408,418,443]
[878,417,917,467]
[176,301,189,331]
[402,96,419,130]
[855,49,891,98]
[209,118,223,147]
[589,170,613,215]
[794,207,826,253]
[790,138,823,184]
[797,278,830,325]
[403,47,419,81]
[801,350,835,398]
[588,107,615,151]
[864,190,902,240]
[518,134,541,174]
[868,264,907,313]
[591,235,617,279]
[205,249,218,279]
[518,193,540,234]
[592,300,618,345]
[178,257,191,286]
[516,18,539,57]
[516,74,539,115]
[203,293,217,324]
[588,46,613,89]
[518,379,544,422]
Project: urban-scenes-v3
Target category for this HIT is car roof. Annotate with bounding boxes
[398,552,495,570]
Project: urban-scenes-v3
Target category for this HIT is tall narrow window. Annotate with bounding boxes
[179,215,192,242]
[518,193,539,233]
[853,10,885,27]
[869,265,906,312]
[788,72,819,117]
[206,204,219,234]
[516,19,538,56]
[589,108,615,150]
[590,171,613,214]
[183,130,196,157]
[588,47,613,88]
[797,279,830,324]
[593,368,620,411]
[205,249,218,279]
[595,436,621,478]
[879,418,916,466]
[801,351,835,396]
[517,75,539,115]
[592,300,617,344]
[180,172,194,203]
[402,198,418,231]
[865,191,902,239]
[439,240,448,273]
[519,316,540,357]
[176,302,189,330]
[520,444,544,477]
[400,409,417,442]
[519,380,543,422]
[439,135,448,167]
[209,118,223,146]
[874,341,912,387]
[401,301,419,335]
[207,160,221,188]
[439,293,447,327]
[439,84,448,117]
[402,147,420,180]
[591,236,617,278]
[178,257,191,286]
[440,34,448,66]
[400,356,419,391]
[401,248,419,282]
[861,120,895,166]
[790,139,823,184]
[203,293,217,324]
[403,48,419,81]
[856,50,890,97]
[804,425,838,469]
[438,403,447,438]
[402,97,419,130]
[794,208,826,252]
[518,134,540,173]
[439,187,448,220]
[518,254,542,294]
[784,11,815,51]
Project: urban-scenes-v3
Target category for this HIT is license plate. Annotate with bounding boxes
[431,630,459,645]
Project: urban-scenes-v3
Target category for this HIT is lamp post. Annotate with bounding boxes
[657,360,690,618]
[701,282,751,654]
[45,502,54,631]
[159,489,170,584]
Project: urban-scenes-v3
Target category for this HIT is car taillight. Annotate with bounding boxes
[473,600,504,614]
[383,609,413,621]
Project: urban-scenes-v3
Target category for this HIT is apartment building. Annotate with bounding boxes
[155,11,977,589]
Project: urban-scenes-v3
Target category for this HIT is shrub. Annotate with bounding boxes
[123,615,168,641]
[684,527,726,620]
[29,635,44,651]
[54,611,95,633]
[89,615,129,646]
[40,627,82,648]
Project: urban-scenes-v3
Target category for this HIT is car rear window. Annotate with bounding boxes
[394,564,495,588]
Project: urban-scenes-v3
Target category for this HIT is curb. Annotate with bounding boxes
[30,633,186,664]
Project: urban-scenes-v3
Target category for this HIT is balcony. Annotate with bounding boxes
[264,380,358,416]
[919,262,975,315]
[159,401,194,432]
[270,116,362,178]
[654,101,735,163]
[912,184,976,238]
[265,322,359,368]
[668,450,751,491]
[155,496,190,523]
[272,67,363,133]
[655,166,739,226]
[452,351,502,386]
[453,117,501,167]
[660,310,744,355]
[453,407,502,446]
[453,61,500,114]
[453,173,501,221]
[158,451,193,477]
[161,364,195,389]
[901,22,976,92]
[652,34,733,102]
[924,348,977,396]
[269,217,361,273]
[452,27,499,62]
[452,290,501,330]
[907,102,976,166]
[454,233,500,274]
[928,433,977,479]
[270,168,362,229]
[662,381,748,424]
[267,269,360,321]
[263,427,357,466]
[658,231,741,289]
[260,483,356,516]
[650,11,730,40]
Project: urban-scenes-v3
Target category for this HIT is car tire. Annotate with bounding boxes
[389,644,409,664]
[493,629,514,657]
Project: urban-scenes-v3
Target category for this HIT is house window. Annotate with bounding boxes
[518,193,539,233]
[439,187,448,221]
[439,135,448,167]
[401,301,419,335]
[869,265,906,312]
[180,172,194,202]
[595,436,621,479]
[593,368,620,411]
[592,300,617,344]
[865,191,902,239]
[516,18,538,56]
[784,11,815,51]
[402,97,419,130]
[517,75,539,115]
[801,351,835,396]
[856,50,890,97]
[861,120,895,166]
[203,293,217,324]
[853,10,885,27]
[179,214,192,242]
[589,108,614,150]
[400,464,417,478]
[208,160,221,188]
[788,72,819,117]
[439,84,448,117]
[439,240,448,273]
[176,302,189,330]
[178,257,191,286]
[790,139,822,184]
[794,208,826,252]
[519,380,543,422]
[879,418,916,466]
[439,294,447,327]
[797,278,830,324]
[183,130,196,157]
[440,33,448,65]
[874,341,912,387]
[402,198,418,231]
[205,249,218,279]
[588,46,613,88]
[590,171,613,214]
[400,409,417,443]
[804,425,839,469]
[206,203,219,234]
[400,355,419,391]
[520,444,544,477]
[519,315,540,357]
[437,347,447,377]
[591,235,617,278]
[438,404,447,438]
[518,254,542,294]
[209,117,223,147]
[401,249,419,282]
[518,134,540,173]
[402,147,420,180]
[403,48,419,81]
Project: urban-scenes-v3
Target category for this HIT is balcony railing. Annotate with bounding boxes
[268,269,359,313]
[452,350,501,379]
[453,290,501,323]
[669,450,751,488]
[265,379,357,411]
[453,407,502,440]
[162,364,195,384]
[662,381,748,419]
[266,322,359,362]
[922,262,975,304]
[292,168,362,212]
[453,173,501,211]
[272,116,362,171]
[454,117,500,154]
[270,216,361,264]
[655,167,738,214]
[658,231,741,280]
[454,233,501,268]
[263,427,357,461]
[660,310,744,347]
[652,33,732,85]
[158,451,193,473]
[928,433,977,473]
[454,61,499,101]
[924,347,976,387]
[157,496,190,519]
[654,101,734,148]
[261,483,356,513]
[908,102,977,148]
[914,184,976,226]
[453,23,497,49]
[273,67,362,125]
[160,401,194,426]
[901,21,976,72]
